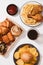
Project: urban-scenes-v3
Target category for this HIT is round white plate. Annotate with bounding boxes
[20,1,42,27]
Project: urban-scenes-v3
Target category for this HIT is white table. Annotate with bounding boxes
[0,0,43,65]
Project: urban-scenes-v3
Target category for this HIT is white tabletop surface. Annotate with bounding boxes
[0,0,43,65]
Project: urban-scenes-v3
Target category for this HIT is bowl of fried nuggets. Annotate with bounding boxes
[20,1,43,26]
[0,18,23,55]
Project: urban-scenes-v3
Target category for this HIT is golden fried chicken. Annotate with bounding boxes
[2,35,10,44]
[2,19,9,27]
[32,14,43,21]
[7,32,14,42]
[0,26,9,35]
[1,18,14,28]
[31,5,42,15]
[28,14,43,21]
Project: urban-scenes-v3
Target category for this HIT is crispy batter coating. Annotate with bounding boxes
[7,32,14,42]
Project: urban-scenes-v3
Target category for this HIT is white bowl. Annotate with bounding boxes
[20,1,42,27]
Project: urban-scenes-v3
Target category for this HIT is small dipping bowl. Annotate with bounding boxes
[6,4,18,16]
[27,28,43,43]
[27,29,38,40]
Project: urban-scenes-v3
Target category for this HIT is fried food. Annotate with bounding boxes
[0,18,22,55]
[0,37,2,42]
[6,19,14,28]
[1,19,10,28]
[31,5,42,15]
[2,35,10,44]
[29,48,38,57]
[14,52,20,59]
[0,26,9,35]
[1,18,14,28]
[28,14,43,21]
[16,59,24,65]
[7,32,14,42]
[2,32,14,44]
[21,52,33,62]
[31,14,43,21]
[24,63,33,65]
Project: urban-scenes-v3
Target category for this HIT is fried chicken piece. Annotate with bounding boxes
[14,51,20,59]
[1,19,10,28]
[16,59,24,65]
[1,18,14,28]
[28,14,43,21]
[2,32,14,45]
[31,5,42,15]
[2,35,10,44]
[5,19,14,28]
[32,14,43,21]
[0,26,9,35]
[7,19,14,28]
[7,32,14,42]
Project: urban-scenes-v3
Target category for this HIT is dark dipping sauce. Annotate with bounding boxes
[0,42,7,55]
[27,29,38,40]
[7,4,18,15]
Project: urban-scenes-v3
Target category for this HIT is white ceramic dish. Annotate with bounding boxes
[20,1,42,27]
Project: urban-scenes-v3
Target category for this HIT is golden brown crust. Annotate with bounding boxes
[0,26,9,35]
[7,32,14,42]
[2,35,10,44]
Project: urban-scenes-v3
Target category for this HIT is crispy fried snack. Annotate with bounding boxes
[31,5,42,15]
[1,19,14,28]
[0,26,9,35]
[7,32,14,42]
[2,35,10,44]
[28,14,43,21]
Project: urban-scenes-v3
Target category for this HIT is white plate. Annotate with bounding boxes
[20,1,42,27]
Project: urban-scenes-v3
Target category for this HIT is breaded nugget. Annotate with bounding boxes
[28,14,43,21]
[7,32,14,42]
[2,35,10,44]
[1,19,9,28]
[14,51,20,59]
[0,26,9,35]
[16,59,24,65]
[1,18,14,28]
[6,19,14,28]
